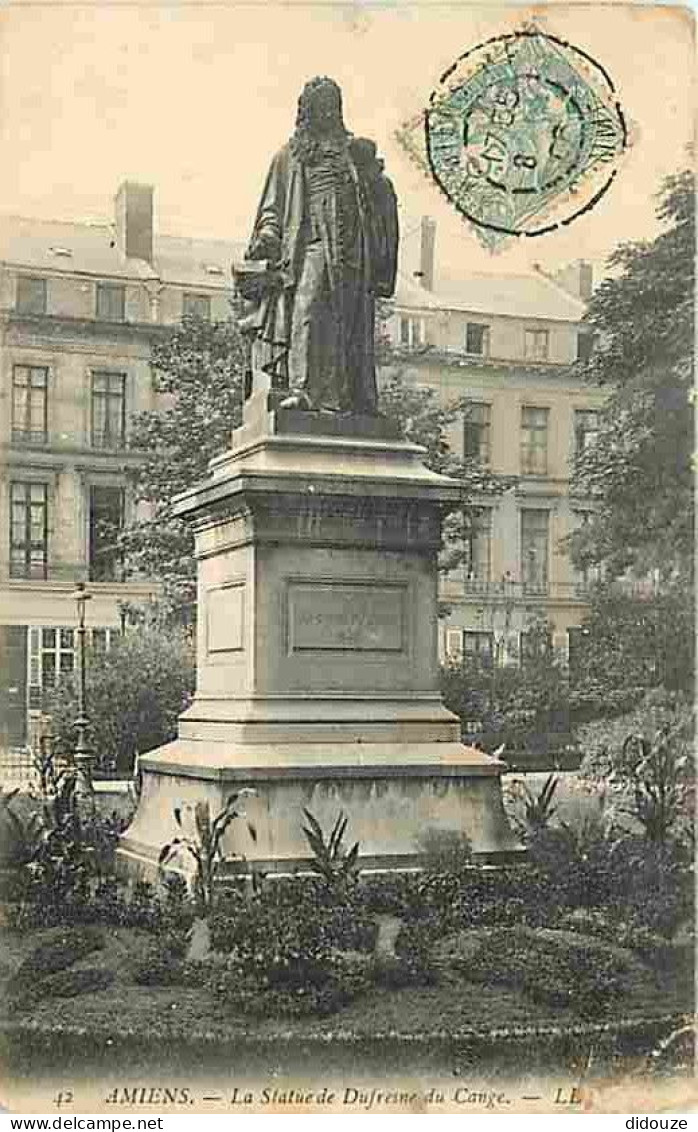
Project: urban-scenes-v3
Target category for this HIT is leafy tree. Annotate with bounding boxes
[568,583,694,709]
[47,626,195,776]
[376,301,509,568]
[378,367,508,573]
[570,170,694,582]
[120,315,246,615]
[120,311,505,618]
[440,616,575,766]
[568,170,695,704]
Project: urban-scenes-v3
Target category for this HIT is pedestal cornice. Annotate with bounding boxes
[118,408,522,872]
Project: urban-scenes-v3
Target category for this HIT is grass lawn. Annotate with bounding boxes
[0,923,692,1083]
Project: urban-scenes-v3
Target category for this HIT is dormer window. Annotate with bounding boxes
[16,275,47,315]
[524,327,550,362]
[465,322,490,356]
[183,292,211,320]
[96,282,125,322]
[398,315,425,349]
[463,402,492,464]
[577,331,594,362]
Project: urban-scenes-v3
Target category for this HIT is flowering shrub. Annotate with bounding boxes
[205,878,378,1016]
[9,968,115,1013]
[578,691,694,845]
[465,926,646,1018]
[212,948,373,1018]
[14,925,105,988]
[557,907,674,966]
[210,878,377,957]
[46,627,195,776]
[130,930,189,987]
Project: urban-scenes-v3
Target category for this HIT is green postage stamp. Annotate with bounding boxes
[404,28,627,248]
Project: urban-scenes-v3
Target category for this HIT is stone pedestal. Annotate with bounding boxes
[118,399,520,877]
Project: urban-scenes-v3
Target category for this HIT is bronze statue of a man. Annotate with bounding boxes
[239,77,399,415]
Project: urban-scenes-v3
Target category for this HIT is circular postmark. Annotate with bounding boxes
[424,30,627,245]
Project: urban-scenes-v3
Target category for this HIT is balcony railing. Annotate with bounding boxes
[9,559,47,581]
[91,432,127,451]
[521,579,549,596]
[462,576,496,595]
[456,576,594,602]
[7,560,144,585]
[11,427,49,447]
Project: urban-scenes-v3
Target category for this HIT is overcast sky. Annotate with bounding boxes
[0,1,693,283]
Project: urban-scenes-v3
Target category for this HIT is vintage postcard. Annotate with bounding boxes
[0,0,694,1117]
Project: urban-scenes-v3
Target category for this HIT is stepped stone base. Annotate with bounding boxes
[118,396,521,878]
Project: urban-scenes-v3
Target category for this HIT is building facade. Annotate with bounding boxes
[387,220,604,669]
[0,191,602,756]
[0,183,238,752]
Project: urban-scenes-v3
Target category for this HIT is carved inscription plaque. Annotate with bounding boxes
[288,583,406,652]
[207,583,245,653]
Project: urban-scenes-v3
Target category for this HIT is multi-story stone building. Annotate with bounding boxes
[0,183,238,752]
[388,218,604,670]
[0,191,602,758]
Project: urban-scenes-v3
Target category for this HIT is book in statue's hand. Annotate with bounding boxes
[233,257,270,274]
[232,257,280,298]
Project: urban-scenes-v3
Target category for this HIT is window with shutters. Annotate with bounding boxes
[463,403,492,464]
[520,509,550,595]
[574,409,600,458]
[521,406,549,475]
[91,372,126,449]
[39,627,75,690]
[0,626,28,747]
[28,626,117,714]
[89,486,125,582]
[12,366,48,444]
[445,628,464,662]
[463,508,492,590]
[463,630,494,665]
[10,482,48,579]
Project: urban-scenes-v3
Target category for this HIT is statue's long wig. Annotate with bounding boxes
[290,76,349,163]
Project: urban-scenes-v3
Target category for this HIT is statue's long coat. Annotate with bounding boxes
[245,137,399,412]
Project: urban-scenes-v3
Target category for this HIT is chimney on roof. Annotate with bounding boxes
[578,260,593,301]
[417,215,436,291]
[115,182,154,263]
[552,259,593,302]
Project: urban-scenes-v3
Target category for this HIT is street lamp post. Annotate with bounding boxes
[73,581,94,804]
[486,573,517,713]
